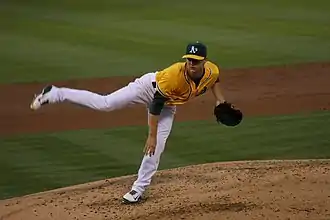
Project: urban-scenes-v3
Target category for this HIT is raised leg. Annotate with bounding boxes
[122,105,176,203]
[30,73,157,111]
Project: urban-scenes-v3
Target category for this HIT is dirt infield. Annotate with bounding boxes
[0,62,330,219]
[1,62,329,136]
[0,160,329,220]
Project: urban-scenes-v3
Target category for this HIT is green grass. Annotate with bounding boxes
[1,0,330,83]
[0,110,329,200]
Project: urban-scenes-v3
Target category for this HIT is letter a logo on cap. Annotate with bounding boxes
[189,46,198,54]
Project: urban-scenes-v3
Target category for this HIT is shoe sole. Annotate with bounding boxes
[30,86,52,110]
[30,93,43,110]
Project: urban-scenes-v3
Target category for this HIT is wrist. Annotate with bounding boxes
[216,100,226,105]
[148,132,157,139]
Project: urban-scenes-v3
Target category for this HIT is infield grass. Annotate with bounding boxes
[0,110,329,200]
[1,0,330,83]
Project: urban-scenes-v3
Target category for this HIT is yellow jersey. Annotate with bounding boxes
[155,61,220,105]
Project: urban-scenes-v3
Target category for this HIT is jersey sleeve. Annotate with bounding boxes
[211,63,220,74]
[210,62,221,82]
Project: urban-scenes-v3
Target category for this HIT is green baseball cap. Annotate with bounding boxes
[182,41,207,60]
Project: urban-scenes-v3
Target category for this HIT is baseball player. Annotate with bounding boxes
[30,41,228,204]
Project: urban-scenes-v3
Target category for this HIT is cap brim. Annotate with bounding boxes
[182,54,205,60]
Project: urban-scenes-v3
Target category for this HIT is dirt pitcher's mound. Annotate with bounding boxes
[0,160,329,220]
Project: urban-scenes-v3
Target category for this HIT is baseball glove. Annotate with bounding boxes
[214,102,243,126]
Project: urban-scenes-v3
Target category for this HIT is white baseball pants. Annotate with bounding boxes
[47,72,176,194]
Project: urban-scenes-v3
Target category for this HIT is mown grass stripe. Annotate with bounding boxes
[0,137,101,181]
[49,125,191,171]
[0,1,329,83]
[161,111,330,165]
[0,159,59,200]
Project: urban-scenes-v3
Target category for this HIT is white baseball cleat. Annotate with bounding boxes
[30,85,54,110]
[122,190,142,204]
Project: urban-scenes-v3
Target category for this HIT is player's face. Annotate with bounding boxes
[186,58,205,79]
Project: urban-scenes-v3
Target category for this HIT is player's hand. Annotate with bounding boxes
[144,135,157,157]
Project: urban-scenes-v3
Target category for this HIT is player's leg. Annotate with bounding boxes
[30,73,154,111]
[122,105,176,203]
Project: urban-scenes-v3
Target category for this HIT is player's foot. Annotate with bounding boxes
[30,85,55,110]
[122,190,142,204]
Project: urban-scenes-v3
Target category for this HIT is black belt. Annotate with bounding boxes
[152,81,156,88]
